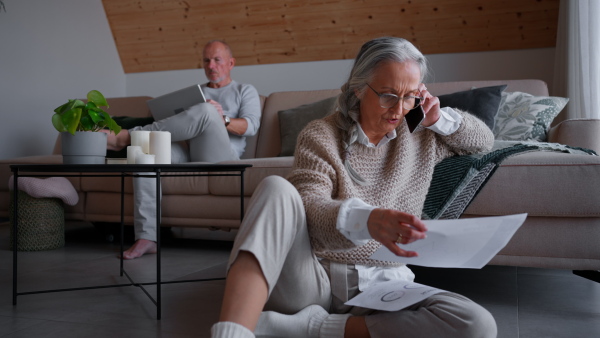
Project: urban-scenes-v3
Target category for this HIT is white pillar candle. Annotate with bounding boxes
[149,131,172,164]
[130,130,151,154]
[136,153,155,164]
[126,146,143,164]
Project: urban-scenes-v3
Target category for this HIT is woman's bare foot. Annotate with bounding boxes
[101,129,130,151]
[121,239,157,259]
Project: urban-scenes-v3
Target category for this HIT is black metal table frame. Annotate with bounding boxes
[11,163,251,319]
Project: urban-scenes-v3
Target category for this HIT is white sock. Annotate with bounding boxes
[211,321,255,338]
[254,304,330,338]
[319,313,352,338]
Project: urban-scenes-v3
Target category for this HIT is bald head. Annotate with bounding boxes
[203,40,235,88]
[204,40,233,58]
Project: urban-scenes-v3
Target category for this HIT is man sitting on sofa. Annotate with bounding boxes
[103,40,261,259]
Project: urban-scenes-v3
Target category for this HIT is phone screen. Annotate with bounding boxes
[405,105,425,133]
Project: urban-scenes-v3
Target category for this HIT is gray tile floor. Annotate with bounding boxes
[0,221,599,338]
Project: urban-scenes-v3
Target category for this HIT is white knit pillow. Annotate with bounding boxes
[8,176,79,206]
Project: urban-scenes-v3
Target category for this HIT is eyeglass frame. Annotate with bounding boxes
[365,83,424,110]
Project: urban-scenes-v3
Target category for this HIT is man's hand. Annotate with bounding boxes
[207,99,225,117]
[367,208,427,257]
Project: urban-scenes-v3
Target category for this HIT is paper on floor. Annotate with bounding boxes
[345,280,446,311]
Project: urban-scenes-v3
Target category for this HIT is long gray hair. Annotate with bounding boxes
[335,37,428,185]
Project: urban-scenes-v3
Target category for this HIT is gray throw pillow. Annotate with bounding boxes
[438,85,507,130]
[278,96,337,156]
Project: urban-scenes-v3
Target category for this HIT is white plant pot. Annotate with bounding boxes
[61,131,107,164]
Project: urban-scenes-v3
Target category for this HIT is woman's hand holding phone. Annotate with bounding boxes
[414,84,441,129]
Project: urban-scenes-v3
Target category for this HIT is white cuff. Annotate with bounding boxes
[427,107,462,136]
[337,198,376,245]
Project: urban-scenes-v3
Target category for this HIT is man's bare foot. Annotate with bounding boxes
[121,239,157,260]
[100,129,130,151]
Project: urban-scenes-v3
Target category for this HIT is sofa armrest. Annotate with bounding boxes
[548,119,600,154]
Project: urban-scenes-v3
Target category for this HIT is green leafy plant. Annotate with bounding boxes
[52,90,121,135]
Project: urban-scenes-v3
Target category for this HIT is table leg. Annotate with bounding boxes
[120,173,125,276]
[156,170,162,320]
[12,171,18,305]
[240,170,245,222]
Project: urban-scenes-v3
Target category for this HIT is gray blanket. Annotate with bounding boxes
[421,141,597,220]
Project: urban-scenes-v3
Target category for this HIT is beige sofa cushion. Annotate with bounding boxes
[465,151,600,217]
[210,157,295,196]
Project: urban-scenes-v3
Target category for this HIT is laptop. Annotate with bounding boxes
[146,84,207,121]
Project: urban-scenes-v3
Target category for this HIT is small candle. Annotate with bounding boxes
[136,153,155,164]
[149,131,171,164]
[127,146,143,164]
[130,130,150,154]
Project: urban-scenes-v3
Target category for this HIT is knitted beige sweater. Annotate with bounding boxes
[287,111,494,267]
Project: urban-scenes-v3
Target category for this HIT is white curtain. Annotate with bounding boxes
[553,0,600,121]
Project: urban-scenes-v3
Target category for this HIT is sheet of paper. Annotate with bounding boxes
[345,280,446,311]
[369,213,527,268]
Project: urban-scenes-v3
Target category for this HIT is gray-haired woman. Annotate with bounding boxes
[211,37,497,338]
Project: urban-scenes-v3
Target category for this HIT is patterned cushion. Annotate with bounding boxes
[493,92,569,141]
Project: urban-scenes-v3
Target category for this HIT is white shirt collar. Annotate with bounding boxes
[356,123,397,148]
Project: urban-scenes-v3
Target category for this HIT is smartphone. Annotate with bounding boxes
[405,105,425,133]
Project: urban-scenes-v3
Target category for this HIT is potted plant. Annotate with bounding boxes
[52,90,122,164]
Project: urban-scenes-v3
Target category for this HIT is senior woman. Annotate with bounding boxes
[211,37,497,338]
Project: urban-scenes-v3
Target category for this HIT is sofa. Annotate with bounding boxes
[1,79,600,273]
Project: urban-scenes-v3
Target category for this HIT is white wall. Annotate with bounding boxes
[0,0,556,160]
[427,48,555,87]
[0,0,125,160]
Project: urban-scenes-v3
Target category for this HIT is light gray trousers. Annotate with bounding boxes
[132,103,238,241]
[230,176,498,338]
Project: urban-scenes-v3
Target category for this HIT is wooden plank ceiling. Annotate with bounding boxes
[102,0,560,74]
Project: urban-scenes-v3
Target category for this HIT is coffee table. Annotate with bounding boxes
[10,163,252,319]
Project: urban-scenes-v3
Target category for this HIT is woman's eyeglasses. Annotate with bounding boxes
[366,83,423,110]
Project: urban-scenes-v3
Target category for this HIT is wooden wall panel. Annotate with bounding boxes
[102,0,559,74]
